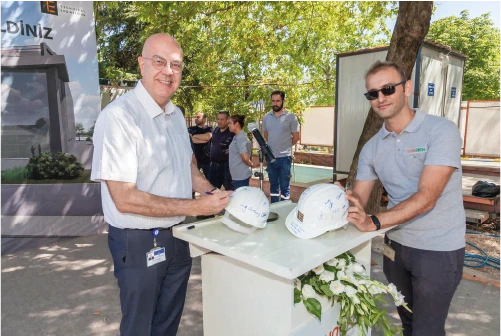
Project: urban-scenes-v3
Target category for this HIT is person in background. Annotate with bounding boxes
[188,112,213,179]
[209,110,234,191]
[228,114,258,189]
[262,90,300,203]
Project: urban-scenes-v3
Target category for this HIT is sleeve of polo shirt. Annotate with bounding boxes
[237,136,250,155]
[91,108,138,184]
[424,120,462,168]
[356,142,378,181]
[290,114,300,132]
[261,115,268,132]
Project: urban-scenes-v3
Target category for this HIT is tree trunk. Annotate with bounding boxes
[346,2,433,214]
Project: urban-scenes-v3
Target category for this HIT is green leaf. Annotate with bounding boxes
[324,264,337,272]
[320,284,334,298]
[294,288,302,304]
[303,298,322,321]
[311,279,323,294]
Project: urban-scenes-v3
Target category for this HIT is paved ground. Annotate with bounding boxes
[2,229,499,336]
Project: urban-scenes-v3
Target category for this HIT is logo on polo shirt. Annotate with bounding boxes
[405,147,427,154]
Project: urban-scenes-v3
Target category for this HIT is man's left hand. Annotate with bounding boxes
[346,190,376,232]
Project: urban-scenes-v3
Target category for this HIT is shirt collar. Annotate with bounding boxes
[267,109,288,117]
[134,80,177,118]
[380,108,425,139]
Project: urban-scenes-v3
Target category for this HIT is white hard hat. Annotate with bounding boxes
[285,183,349,239]
[222,187,270,234]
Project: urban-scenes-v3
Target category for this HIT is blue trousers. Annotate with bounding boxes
[209,162,233,191]
[197,162,210,179]
[383,236,464,336]
[266,156,292,203]
[108,225,192,336]
[232,177,250,190]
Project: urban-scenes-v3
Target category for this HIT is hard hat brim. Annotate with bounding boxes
[285,206,329,239]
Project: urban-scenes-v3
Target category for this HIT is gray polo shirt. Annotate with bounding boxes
[229,131,252,180]
[357,109,465,251]
[262,110,300,158]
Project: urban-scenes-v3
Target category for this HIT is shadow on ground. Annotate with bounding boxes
[2,233,499,336]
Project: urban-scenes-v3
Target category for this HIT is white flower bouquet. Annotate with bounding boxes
[294,252,411,335]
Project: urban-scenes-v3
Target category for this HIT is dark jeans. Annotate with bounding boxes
[209,162,233,191]
[108,225,192,336]
[233,177,250,190]
[266,156,292,203]
[383,236,465,336]
[197,162,210,179]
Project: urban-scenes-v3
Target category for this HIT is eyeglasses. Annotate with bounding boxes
[142,55,184,73]
[364,81,406,100]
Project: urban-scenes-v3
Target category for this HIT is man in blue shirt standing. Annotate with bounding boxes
[188,112,212,179]
[263,91,300,203]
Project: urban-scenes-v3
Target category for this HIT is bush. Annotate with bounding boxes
[26,152,84,180]
[1,166,29,182]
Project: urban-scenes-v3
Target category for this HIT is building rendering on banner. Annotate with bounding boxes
[334,39,467,176]
[1,42,75,162]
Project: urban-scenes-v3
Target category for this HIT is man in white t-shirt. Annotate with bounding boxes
[91,33,230,336]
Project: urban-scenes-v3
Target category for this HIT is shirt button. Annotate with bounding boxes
[397,139,401,142]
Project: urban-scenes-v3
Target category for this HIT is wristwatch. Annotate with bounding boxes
[370,215,381,231]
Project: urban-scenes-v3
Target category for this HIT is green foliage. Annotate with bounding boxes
[26,152,84,180]
[427,10,500,100]
[303,297,322,321]
[293,288,301,304]
[1,167,29,183]
[296,252,407,335]
[94,1,397,119]
[75,122,85,138]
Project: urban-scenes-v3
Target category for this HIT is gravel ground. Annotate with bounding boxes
[465,217,500,278]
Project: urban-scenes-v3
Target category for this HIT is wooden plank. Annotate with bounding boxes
[465,209,490,224]
[463,195,498,205]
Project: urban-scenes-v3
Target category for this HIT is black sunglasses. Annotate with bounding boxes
[364,81,406,100]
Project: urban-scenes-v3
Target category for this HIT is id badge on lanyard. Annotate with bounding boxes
[146,228,166,267]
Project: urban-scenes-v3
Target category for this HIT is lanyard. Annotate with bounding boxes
[152,228,160,248]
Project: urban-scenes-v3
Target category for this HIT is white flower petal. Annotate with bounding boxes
[302,284,316,299]
[337,259,346,268]
[352,263,365,274]
[345,286,357,297]
[319,270,335,282]
[326,257,338,267]
[329,280,345,295]
[313,264,325,275]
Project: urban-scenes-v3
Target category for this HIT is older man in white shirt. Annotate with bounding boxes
[91,33,230,336]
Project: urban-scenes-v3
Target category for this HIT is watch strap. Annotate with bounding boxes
[370,215,381,231]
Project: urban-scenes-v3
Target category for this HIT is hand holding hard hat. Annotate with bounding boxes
[222,187,270,234]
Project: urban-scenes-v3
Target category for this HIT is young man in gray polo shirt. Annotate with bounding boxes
[346,61,465,336]
[263,90,300,203]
